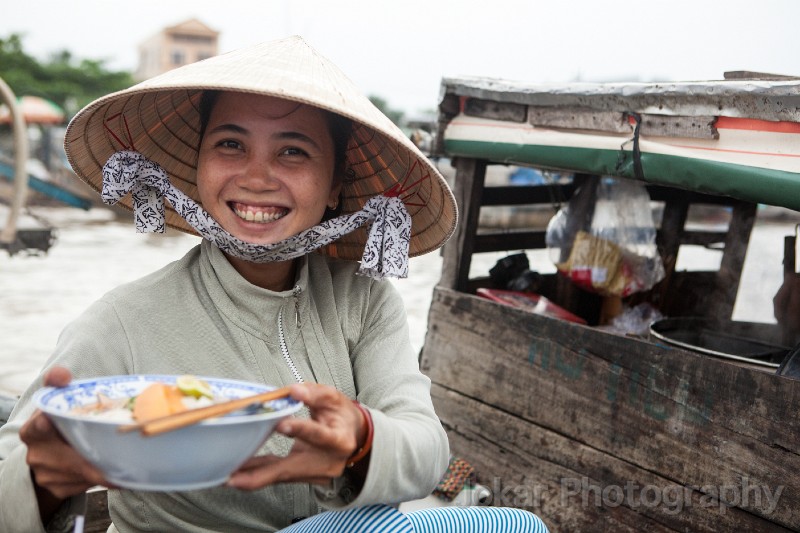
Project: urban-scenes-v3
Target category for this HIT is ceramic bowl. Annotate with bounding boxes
[34,375,302,491]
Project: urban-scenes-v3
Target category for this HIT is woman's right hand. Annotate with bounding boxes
[19,367,110,522]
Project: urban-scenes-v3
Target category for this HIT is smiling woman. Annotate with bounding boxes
[0,35,547,533]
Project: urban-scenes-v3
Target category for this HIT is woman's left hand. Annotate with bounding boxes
[226,383,368,489]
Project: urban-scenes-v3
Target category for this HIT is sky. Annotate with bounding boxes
[2,0,799,115]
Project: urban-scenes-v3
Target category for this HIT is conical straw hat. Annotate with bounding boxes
[64,36,457,259]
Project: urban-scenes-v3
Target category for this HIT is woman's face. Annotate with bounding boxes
[197,92,340,245]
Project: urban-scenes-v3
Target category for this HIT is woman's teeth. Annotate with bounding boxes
[232,206,287,223]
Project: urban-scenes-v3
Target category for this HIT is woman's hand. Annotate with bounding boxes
[227,383,369,490]
[19,367,110,522]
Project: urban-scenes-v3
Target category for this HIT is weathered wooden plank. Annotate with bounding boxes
[465,98,527,122]
[710,202,758,320]
[677,230,727,247]
[473,230,547,253]
[724,71,799,81]
[528,108,718,140]
[657,198,689,269]
[85,488,111,533]
[639,114,719,139]
[439,158,486,291]
[528,107,629,133]
[470,228,726,256]
[434,93,461,156]
[432,385,792,533]
[440,76,800,123]
[420,288,800,530]
[649,198,689,314]
[481,183,577,207]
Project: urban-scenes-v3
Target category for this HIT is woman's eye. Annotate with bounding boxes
[282,147,308,157]
[217,139,242,150]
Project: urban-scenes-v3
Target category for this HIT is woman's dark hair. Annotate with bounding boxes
[322,113,350,220]
[198,90,221,142]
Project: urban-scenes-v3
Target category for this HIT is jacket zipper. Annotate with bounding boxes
[278,285,304,383]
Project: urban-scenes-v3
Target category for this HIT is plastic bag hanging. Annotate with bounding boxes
[545,176,665,297]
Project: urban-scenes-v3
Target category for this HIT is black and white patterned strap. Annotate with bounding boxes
[102,150,410,279]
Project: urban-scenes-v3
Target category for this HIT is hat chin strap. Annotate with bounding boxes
[102,150,410,280]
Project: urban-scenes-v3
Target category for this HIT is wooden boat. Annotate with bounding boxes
[0,75,35,255]
[0,77,78,256]
[420,73,800,531]
[0,159,92,212]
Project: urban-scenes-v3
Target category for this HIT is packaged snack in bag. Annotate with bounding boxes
[546,176,665,297]
[556,230,626,295]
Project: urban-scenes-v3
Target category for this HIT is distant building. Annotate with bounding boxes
[135,18,219,81]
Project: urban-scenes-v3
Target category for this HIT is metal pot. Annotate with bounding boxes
[649,317,788,368]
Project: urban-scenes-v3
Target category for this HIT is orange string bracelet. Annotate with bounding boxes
[347,401,374,468]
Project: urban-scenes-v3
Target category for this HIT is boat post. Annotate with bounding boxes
[0,76,30,248]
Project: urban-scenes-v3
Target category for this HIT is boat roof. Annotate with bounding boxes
[436,76,800,211]
[440,76,800,122]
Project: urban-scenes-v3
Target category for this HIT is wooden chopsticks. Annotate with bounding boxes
[118,386,294,437]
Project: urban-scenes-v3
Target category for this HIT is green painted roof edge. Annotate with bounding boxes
[444,139,800,211]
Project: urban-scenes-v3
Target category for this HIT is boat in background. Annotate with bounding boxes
[422,72,800,531]
[0,78,91,256]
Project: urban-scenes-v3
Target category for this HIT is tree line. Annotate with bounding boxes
[1,34,134,120]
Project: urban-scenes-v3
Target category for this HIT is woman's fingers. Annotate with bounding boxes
[43,366,72,388]
[26,441,107,499]
[287,383,343,413]
[228,450,341,489]
[21,410,108,499]
[279,385,362,455]
[20,410,58,444]
[278,416,349,450]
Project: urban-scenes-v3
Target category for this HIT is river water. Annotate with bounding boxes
[1,206,797,396]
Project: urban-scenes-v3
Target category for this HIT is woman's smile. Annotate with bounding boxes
[229,202,289,224]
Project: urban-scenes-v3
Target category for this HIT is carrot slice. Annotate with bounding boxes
[132,383,187,422]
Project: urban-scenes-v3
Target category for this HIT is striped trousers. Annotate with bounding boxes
[281,504,548,532]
